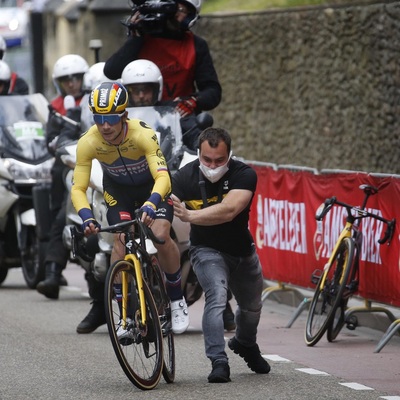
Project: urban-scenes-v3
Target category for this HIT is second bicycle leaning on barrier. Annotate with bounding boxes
[304,184,396,347]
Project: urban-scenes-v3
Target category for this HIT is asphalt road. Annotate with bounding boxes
[0,263,399,400]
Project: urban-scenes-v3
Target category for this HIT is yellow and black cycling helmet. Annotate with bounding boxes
[89,81,128,114]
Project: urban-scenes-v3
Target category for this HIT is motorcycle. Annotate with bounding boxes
[0,94,54,288]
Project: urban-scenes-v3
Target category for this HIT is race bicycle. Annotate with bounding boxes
[73,211,175,390]
[305,184,395,347]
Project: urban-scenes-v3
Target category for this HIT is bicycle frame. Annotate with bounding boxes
[318,219,353,291]
[114,217,163,329]
[121,229,148,329]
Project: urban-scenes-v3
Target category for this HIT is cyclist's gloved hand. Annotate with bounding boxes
[175,96,197,118]
[82,218,101,231]
[140,193,161,220]
[78,208,101,233]
[140,204,156,220]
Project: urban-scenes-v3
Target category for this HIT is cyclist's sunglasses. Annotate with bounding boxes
[93,112,125,125]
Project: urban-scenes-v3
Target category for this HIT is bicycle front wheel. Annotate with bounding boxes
[305,237,354,346]
[148,255,175,383]
[327,243,357,342]
[104,259,163,390]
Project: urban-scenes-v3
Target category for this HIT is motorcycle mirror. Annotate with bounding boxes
[196,112,213,130]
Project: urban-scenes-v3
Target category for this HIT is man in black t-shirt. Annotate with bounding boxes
[171,127,271,383]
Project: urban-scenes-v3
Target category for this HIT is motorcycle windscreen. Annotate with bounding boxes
[0,94,50,162]
[126,105,182,163]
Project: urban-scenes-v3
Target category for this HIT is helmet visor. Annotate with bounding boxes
[93,112,125,125]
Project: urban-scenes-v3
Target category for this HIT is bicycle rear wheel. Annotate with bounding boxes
[148,255,175,383]
[104,260,163,390]
[305,237,354,346]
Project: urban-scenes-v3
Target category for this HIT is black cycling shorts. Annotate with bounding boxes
[102,174,174,225]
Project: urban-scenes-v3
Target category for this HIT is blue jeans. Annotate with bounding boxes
[189,245,264,364]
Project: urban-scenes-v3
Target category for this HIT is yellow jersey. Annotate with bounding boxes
[71,119,170,213]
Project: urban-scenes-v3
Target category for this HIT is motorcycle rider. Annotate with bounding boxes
[36,54,89,300]
[121,59,236,330]
[121,59,163,107]
[71,81,190,335]
[103,0,221,119]
[0,35,29,95]
[0,59,29,96]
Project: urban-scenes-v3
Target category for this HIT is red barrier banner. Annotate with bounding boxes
[249,165,400,307]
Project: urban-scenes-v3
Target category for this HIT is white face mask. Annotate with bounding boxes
[198,151,232,183]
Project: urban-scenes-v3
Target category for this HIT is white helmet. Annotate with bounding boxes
[52,54,89,95]
[0,60,11,81]
[179,0,201,29]
[83,62,113,92]
[121,59,163,105]
[0,35,6,60]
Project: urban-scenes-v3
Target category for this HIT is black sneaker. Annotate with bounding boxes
[208,360,231,383]
[228,337,271,374]
[76,301,107,334]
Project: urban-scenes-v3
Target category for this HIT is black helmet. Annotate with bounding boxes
[88,81,128,114]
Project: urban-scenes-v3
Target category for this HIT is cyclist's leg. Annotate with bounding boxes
[152,199,189,334]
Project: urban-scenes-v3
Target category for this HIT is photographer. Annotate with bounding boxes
[104,0,221,118]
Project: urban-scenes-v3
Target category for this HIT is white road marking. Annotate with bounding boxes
[264,354,291,362]
[339,382,374,390]
[296,368,330,375]
[380,397,400,400]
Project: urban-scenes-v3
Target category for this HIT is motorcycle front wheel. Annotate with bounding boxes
[21,226,46,288]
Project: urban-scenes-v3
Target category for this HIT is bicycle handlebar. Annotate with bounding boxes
[315,196,396,245]
[71,212,165,262]
[377,219,396,245]
[98,216,165,245]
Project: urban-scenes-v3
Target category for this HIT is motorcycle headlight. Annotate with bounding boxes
[4,158,54,183]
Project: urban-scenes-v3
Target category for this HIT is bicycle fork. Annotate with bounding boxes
[120,254,147,329]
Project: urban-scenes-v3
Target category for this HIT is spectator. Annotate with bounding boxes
[171,127,271,382]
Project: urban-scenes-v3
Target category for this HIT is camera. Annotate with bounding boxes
[124,0,178,35]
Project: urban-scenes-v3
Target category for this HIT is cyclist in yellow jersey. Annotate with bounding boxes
[71,81,189,335]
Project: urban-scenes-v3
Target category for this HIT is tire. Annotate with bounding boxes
[326,298,348,342]
[305,237,354,346]
[148,255,175,383]
[21,226,46,289]
[104,259,163,390]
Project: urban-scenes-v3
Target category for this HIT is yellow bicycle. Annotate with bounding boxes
[98,212,175,390]
[305,184,395,346]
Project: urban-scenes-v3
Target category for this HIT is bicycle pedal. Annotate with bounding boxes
[311,269,322,285]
